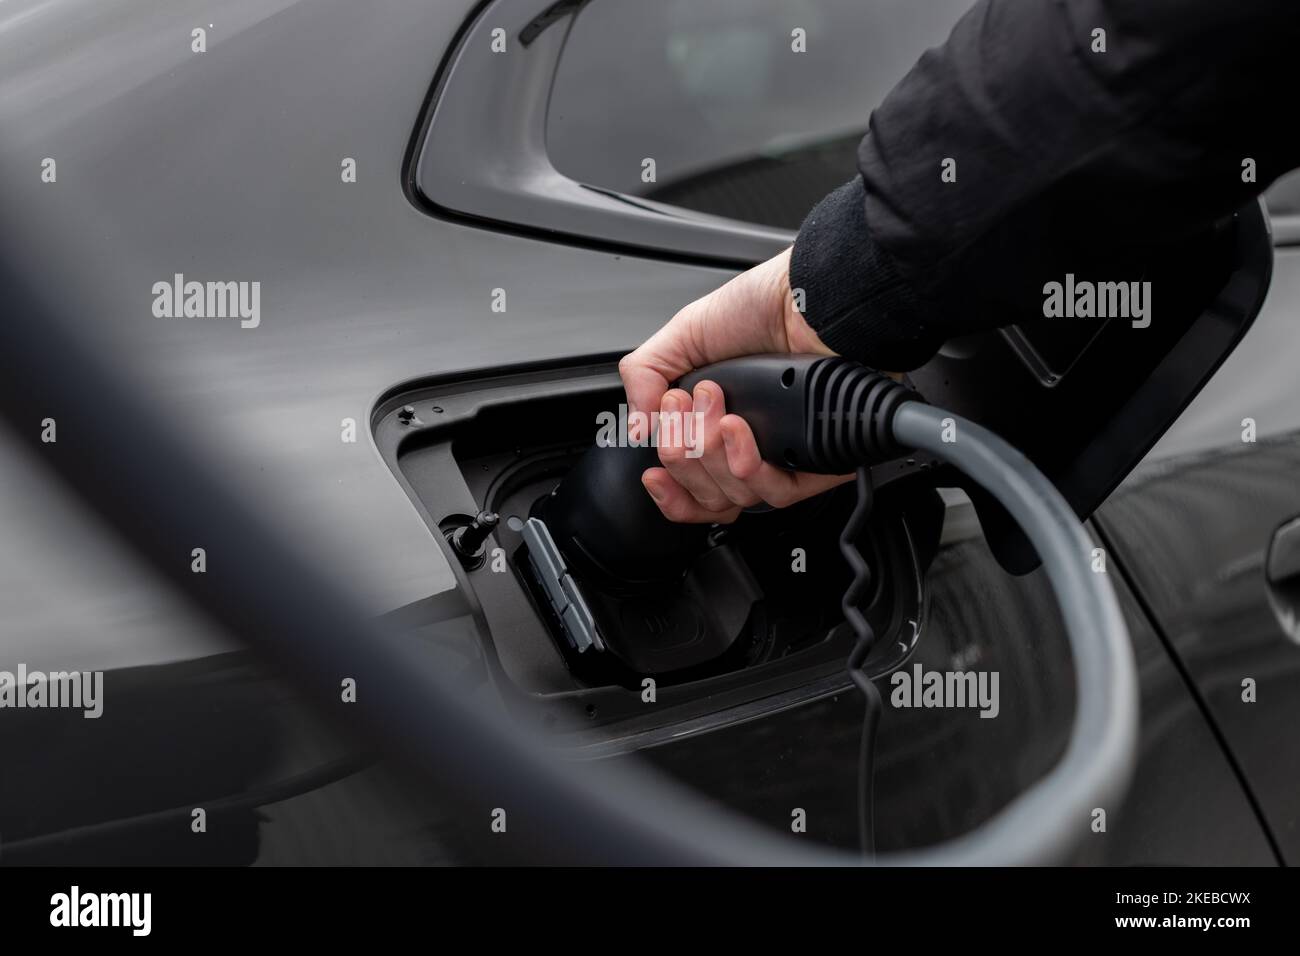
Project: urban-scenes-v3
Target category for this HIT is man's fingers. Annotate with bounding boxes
[692,382,762,507]
[718,414,765,477]
[641,467,741,524]
[656,389,735,513]
[720,415,853,507]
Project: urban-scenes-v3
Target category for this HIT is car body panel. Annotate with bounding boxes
[1095,247,1300,862]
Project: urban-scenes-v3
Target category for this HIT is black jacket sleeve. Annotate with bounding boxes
[790,0,1300,369]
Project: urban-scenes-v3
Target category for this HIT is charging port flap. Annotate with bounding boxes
[522,517,604,654]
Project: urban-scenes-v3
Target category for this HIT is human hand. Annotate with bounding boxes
[618,247,855,523]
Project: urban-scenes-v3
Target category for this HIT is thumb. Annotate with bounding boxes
[618,346,685,441]
[619,308,710,416]
[619,359,670,418]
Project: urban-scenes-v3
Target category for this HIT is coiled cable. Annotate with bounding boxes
[841,466,881,857]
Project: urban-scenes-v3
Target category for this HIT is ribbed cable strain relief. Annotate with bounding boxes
[806,358,917,473]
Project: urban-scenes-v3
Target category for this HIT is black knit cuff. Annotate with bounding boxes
[789,177,943,370]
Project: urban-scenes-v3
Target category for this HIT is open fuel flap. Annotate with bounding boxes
[372,358,943,748]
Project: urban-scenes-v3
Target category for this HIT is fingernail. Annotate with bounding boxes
[693,385,712,415]
[721,425,735,451]
[643,478,665,502]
